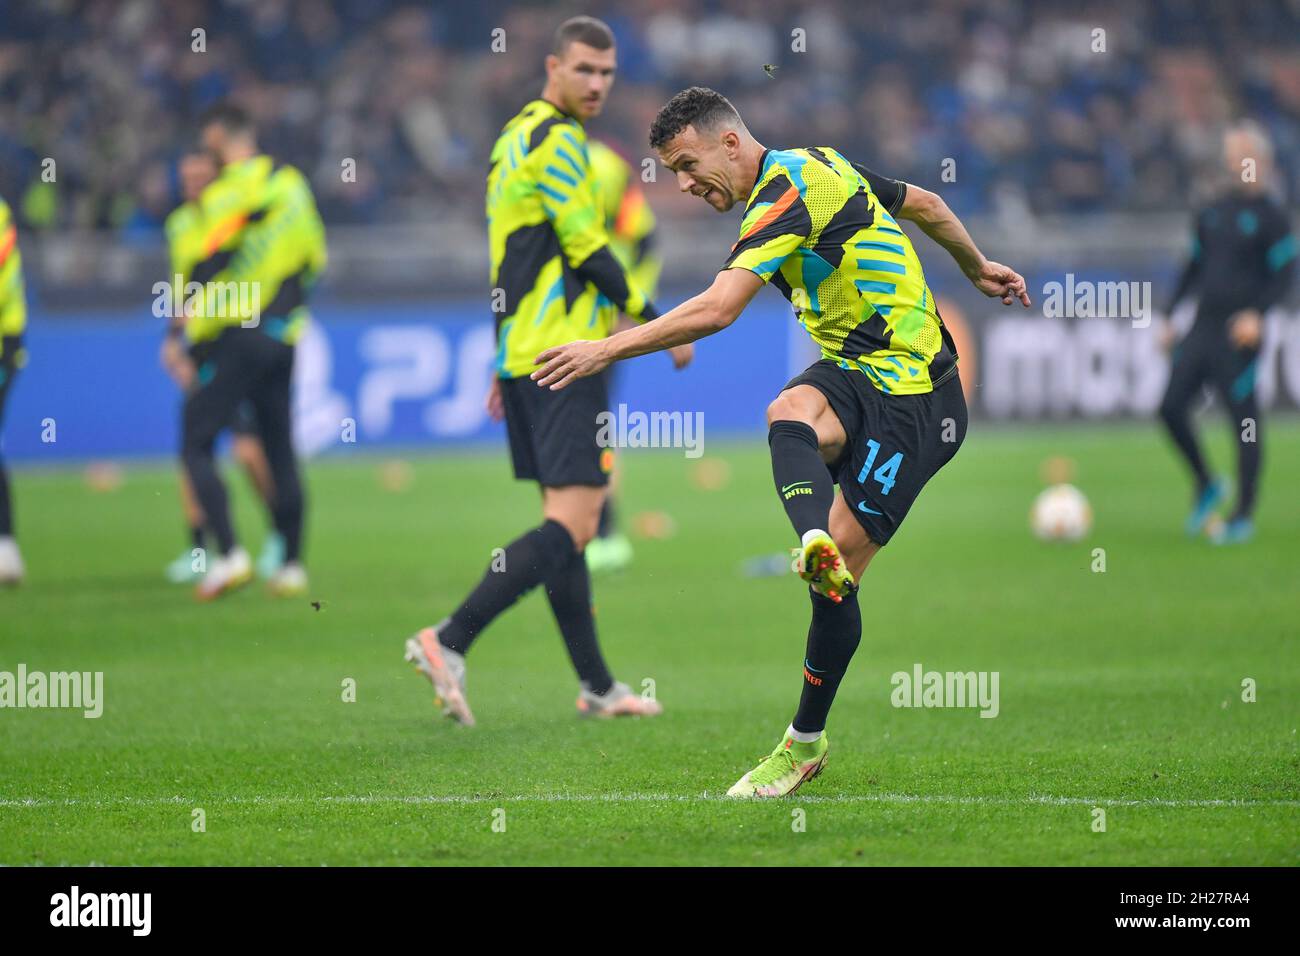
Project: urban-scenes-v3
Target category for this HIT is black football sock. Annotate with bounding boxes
[190,525,205,551]
[596,497,616,539]
[545,547,614,694]
[439,519,574,655]
[792,587,862,735]
[769,420,834,538]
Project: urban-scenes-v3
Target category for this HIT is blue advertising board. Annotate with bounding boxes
[5,288,1299,463]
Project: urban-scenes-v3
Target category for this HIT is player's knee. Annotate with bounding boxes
[577,506,604,549]
[542,502,597,551]
[765,396,787,426]
[552,514,596,551]
[544,486,605,551]
[767,393,813,428]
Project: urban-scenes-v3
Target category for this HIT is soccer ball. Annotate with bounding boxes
[1030,483,1092,542]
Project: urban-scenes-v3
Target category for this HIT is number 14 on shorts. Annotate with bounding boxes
[858,438,903,496]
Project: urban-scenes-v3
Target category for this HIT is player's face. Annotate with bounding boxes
[179,153,217,202]
[658,126,743,212]
[200,123,228,165]
[1222,130,1265,183]
[547,42,616,121]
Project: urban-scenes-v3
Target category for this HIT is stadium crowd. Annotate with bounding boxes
[0,0,1296,235]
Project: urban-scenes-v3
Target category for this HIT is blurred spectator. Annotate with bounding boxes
[0,0,1295,234]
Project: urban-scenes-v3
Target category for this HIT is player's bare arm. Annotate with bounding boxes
[613,314,694,368]
[897,185,1032,307]
[532,267,761,389]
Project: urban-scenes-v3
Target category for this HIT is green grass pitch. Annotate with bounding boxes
[2,419,1297,865]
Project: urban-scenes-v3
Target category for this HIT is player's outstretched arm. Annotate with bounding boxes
[532,268,762,390]
[897,185,1031,307]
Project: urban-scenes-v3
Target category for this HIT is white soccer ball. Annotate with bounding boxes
[1030,483,1093,542]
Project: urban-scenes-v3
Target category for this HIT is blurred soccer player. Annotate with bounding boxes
[534,87,1030,795]
[0,195,28,585]
[404,16,689,725]
[160,150,280,584]
[182,103,327,600]
[1159,121,1295,545]
[584,138,663,574]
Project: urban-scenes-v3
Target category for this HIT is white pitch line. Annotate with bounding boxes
[1,793,1296,809]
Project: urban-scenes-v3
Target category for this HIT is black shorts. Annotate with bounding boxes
[500,373,613,487]
[0,351,17,431]
[184,326,294,453]
[783,359,968,546]
[0,336,23,428]
[229,401,258,436]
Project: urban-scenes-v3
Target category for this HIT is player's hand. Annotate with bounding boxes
[159,337,194,388]
[1229,309,1262,349]
[668,343,694,370]
[1157,320,1179,352]
[532,339,611,390]
[159,335,177,373]
[484,377,504,422]
[971,261,1031,307]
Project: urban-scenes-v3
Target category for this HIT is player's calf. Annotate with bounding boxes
[769,420,835,539]
[827,493,881,581]
[767,388,849,571]
[794,585,862,731]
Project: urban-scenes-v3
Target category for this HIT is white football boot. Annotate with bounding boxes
[194,547,253,601]
[266,561,308,597]
[404,621,475,726]
[576,680,663,718]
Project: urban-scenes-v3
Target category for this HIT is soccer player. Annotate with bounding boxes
[1159,121,1295,545]
[533,87,1030,795]
[181,103,327,600]
[0,195,27,585]
[584,137,662,574]
[403,16,688,725]
[160,150,280,584]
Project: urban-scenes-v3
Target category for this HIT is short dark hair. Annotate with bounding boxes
[553,16,615,56]
[649,87,742,150]
[198,101,255,137]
